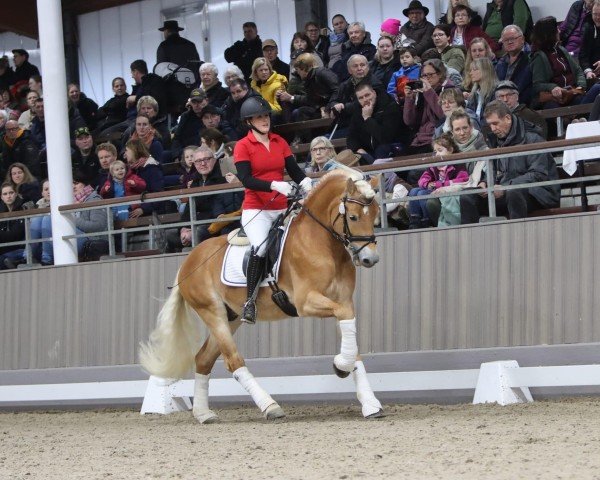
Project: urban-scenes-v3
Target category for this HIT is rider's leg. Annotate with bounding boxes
[240,209,279,324]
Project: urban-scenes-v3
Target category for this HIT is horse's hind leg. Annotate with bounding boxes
[192,319,242,424]
[195,306,285,421]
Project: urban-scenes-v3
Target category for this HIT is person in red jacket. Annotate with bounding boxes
[100,160,146,220]
[233,96,312,324]
[452,5,500,52]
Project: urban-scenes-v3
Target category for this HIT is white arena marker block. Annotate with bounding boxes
[473,360,533,406]
[140,376,192,415]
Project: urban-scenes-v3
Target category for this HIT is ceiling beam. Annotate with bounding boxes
[0,0,38,39]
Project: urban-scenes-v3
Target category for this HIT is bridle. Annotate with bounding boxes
[302,194,377,263]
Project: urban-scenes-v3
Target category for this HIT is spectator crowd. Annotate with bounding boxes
[0,0,598,266]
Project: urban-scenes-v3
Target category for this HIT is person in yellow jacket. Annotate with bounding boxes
[250,57,288,120]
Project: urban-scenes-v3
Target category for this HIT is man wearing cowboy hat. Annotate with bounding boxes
[399,0,435,56]
[156,20,201,82]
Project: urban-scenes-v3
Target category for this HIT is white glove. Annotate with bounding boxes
[270,181,294,197]
[299,177,313,195]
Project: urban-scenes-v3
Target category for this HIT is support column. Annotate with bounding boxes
[37,0,78,265]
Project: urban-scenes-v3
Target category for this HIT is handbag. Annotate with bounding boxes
[539,87,584,106]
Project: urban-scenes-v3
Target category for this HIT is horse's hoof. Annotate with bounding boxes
[264,404,286,420]
[194,411,220,424]
[365,409,385,419]
[333,363,352,378]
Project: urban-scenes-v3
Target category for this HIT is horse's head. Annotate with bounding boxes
[336,176,380,268]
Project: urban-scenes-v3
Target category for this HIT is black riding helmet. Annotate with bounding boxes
[240,96,272,120]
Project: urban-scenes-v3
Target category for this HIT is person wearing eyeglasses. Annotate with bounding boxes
[403,59,454,158]
[451,5,499,52]
[494,80,547,138]
[165,145,242,253]
[495,25,532,105]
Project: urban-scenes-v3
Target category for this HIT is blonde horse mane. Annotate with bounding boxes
[307,168,375,202]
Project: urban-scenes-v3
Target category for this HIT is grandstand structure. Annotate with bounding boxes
[0,0,599,408]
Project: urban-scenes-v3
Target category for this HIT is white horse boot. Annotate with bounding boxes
[192,373,220,424]
[333,318,358,377]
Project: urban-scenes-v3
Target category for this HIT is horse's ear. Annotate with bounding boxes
[368,176,379,191]
[346,177,357,195]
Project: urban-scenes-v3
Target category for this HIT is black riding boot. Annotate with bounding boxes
[241,251,265,324]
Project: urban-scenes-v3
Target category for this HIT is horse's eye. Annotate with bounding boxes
[349,215,358,221]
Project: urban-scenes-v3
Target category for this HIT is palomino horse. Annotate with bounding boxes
[140,170,383,423]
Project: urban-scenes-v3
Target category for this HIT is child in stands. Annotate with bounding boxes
[386,47,420,102]
[408,133,468,228]
[100,160,146,221]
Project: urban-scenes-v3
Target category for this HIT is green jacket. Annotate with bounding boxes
[441,46,465,74]
[530,45,586,97]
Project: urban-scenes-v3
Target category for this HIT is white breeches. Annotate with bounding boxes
[241,208,286,256]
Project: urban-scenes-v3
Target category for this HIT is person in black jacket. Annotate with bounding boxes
[262,39,290,78]
[68,83,99,130]
[198,63,229,108]
[1,120,40,179]
[334,22,377,81]
[579,2,600,82]
[460,101,559,223]
[559,0,594,56]
[128,59,167,118]
[94,77,129,135]
[0,56,16,91]
[221,78,261,140]
[482,0,533,42]
[0,182,27,267]
[165,145,242,252]
[168,88,208,161]
[11,49,39,84]
[347,82,407,161]
[305,22,329,63]
[277,53,339,122]
[224,22,263,83]
[156,20,201,83]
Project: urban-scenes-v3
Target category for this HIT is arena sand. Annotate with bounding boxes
[1,397,600,479]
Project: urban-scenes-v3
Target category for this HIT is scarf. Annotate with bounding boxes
[131,128,156,147]
[329,31,346,45]
[74,184,94,203]
[129,155,160,171]
[455,129,482,152]
[4,128,24,147]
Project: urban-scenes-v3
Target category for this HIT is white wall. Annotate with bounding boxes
[0,32,41,75]
[326,0,568,37]
[77,0,297,105]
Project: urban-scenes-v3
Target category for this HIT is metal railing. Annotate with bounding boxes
[0,134,598,269]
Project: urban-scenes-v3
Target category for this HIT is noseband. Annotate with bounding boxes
[302,195,377,260]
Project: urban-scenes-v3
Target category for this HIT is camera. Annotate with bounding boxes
[407,80,423,90]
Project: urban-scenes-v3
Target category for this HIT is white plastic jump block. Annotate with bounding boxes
[140,375,192,414]
[473,360,533,406]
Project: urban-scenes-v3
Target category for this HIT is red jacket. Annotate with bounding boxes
[100,170,147,210]
[451,24,499,52]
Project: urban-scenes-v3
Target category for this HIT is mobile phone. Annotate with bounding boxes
[407,80,423,90]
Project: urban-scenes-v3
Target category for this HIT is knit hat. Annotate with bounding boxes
[381,18,401,36]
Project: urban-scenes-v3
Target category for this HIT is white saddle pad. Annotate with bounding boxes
[220,219,293,287]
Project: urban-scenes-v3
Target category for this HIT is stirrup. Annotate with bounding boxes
[241,300,256,324]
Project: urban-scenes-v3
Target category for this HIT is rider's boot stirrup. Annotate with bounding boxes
[241,251,265,324]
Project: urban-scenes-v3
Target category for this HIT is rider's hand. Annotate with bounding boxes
[299,177,313,195]
[270,181,294,197]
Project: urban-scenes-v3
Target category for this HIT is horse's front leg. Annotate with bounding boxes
[300,292,383,418]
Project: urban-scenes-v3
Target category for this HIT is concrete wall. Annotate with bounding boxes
[1,213,599,371]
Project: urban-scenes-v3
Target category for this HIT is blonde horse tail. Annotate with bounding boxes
[139,273,200,379]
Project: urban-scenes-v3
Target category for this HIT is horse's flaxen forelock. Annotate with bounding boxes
[307,168,369,201]
[354,179,375,199]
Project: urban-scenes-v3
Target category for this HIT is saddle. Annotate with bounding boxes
[222,213,299,317]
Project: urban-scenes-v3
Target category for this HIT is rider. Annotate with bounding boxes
[234,96,312,324]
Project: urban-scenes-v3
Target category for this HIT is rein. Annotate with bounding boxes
[301,195,377,258]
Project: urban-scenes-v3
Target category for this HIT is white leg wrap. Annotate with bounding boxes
[233,366,276,412]
[353,361,383,417]
[192,373,219,423]
[334,318,358,373]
